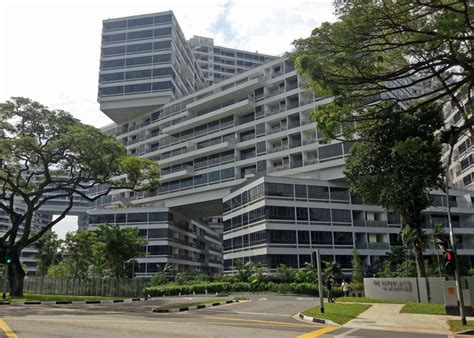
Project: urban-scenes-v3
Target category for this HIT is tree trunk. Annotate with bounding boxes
[414,244,431,302]
[8,249,25,297]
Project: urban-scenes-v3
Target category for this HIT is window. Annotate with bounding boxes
[102,46,125,56]
[308,185,329,200]
[152,81,173,91]
[298,231,310,244]
[208,170,220,183]
[101,59,125,69]
[128,17,153,28]
[256,141,266,154]
[99,72,124,83]
[153,67,172,77]
[103,20,127,31]
[295,185,307,199]
[332,209,351,223]
[127,213,148,223]
[127,30,153,40]
[115,213,126,223]
[240,147,256,160]
[221,167,234,180]
[309,208,331,222]
[99,86,123,96]
[269,254,298,268]
[125,56,152,67]
[147,245,171,255]
[250,230,267,245]
[154,27,172,36]
[333,232,353,245]
[125,69,151,80]
[102,33,126,44]
[153,53,171,63]
[126,43,153,54]
[268,230,296,244]
[125,83,151,94]
[266,206,295,220]
[319,143,343,160]
[296,207,308,221]
[154,14,172,24]
[330,187,349,201]
[257,160,267,173]
[265,183,294,198]
[149,212,169,222]
[154,40,172,50]
[248,207,265,223]
[311,231,332,245]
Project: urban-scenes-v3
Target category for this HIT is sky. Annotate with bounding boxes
[0,0,335,238]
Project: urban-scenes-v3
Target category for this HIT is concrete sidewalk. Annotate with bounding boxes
[344,303,453,335]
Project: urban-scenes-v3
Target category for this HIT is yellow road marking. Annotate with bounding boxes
[0,319,18,338]
[199,315,315,328]
[298,326,339,338]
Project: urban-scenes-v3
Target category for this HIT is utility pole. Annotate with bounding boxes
[313,249,324,313]
[444,128,466,325]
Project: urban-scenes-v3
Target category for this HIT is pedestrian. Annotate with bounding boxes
[326,275,335,303]
[341,279,349,297]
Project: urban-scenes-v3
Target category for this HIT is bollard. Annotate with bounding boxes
[205,289,207,295]
[179,292,181,296]
[193,291,195,295]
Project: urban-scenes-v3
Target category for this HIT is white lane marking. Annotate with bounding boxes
[205,309,291,317]
[258,298,267,301]
[335,328,359,337]
[296,298,314,301]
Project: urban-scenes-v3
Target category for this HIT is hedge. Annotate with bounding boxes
[144,282,343,297]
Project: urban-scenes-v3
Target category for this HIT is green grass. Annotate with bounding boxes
[154,298,233,310]
[302,303,371,325]
[400,302,445,315]
[336,297,405,304]
[448,320,474,333]
[2,293,121,302]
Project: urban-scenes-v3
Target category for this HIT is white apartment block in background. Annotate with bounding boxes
[188,35,278,84]
[443,95,474,191]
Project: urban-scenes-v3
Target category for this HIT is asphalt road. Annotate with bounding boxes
[0,295,468,337]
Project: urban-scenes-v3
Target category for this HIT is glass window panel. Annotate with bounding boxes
[103,20,127,31]
[127,17,153,28]
[126,43,153,54]
[127,30,153,40]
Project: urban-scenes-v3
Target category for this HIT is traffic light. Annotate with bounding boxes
[6,258,11,264]
[445,250,456,275]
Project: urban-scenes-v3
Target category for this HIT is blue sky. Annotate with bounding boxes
[0,0,335,237]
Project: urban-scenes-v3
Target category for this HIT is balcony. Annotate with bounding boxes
[163,96,254,135]
[366,220,388,228]
[304,158,319,166]
[267,145,289,154]
[268,164,290,173]
[266,125,288,135]
[160,165,194,182]
[368,242,390,250]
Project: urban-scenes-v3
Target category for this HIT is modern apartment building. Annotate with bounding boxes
[92,11,474,276]
[222,176,474,273]
[98,11,207,122]
[188,35,278,84]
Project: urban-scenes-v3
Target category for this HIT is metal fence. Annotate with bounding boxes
[21,277,146,297]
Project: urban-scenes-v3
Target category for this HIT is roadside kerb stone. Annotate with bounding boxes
[298,312,339,326]
[151,298,240,313]
[0,297,148,306]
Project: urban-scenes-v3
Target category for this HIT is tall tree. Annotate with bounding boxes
[95,223,147,278]
[292,0,473,143]
[351,250,363,284]
[0,97,160,295]
[343,106,444,276]
[34,230,62,276]
[63,230,98,279]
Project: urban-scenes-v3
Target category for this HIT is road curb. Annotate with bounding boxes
[151,298,239,313]
[0,297,148,306]
[298,312,339,326]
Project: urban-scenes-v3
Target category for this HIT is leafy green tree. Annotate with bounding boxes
[292,0,473,142]
[95,223,147,278]
[62,230,98,279]
[34,231,62,276]
[343,106,444,277]
[351,250,363,284]
[150,272,168,286]
[0,97,160,295]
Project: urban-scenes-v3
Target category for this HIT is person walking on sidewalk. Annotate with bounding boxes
[326,275,335,303]
[341,279,349,297]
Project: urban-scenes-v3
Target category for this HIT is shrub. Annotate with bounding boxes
[144,282,232,297]
[149,272,169,286]
[193,273,209,282]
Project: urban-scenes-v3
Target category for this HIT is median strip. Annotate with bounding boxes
[151,298,241,313]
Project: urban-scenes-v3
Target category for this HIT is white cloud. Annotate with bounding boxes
[0,0,335,127]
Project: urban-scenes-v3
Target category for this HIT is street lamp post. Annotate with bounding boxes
[444,129,467,326]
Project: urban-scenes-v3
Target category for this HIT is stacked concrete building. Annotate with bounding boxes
[89,10,474,277]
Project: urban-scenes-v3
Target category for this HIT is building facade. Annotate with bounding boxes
[222,176,474,274]
[188,35,277,84]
